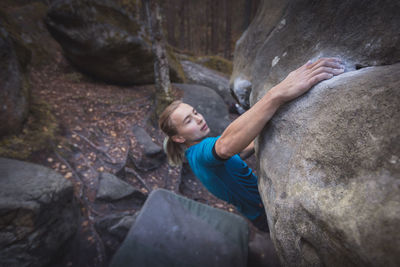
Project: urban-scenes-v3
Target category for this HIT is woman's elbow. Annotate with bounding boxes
[215,139,233,159]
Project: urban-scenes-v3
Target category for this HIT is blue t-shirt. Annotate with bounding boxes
[185,136,263,220]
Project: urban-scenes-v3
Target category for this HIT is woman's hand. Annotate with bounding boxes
[271,57,345,104]
[215,57,345,159]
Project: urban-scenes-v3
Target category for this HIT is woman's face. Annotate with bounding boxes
[169,103,210,145]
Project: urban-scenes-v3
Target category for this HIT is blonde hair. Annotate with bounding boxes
[159,100,186,166]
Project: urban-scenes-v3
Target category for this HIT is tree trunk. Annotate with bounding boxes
[224,0,232,59]
[210,0,218,54]
[186,4,191,50]
[142,0,173,121]
[179,0,185,50]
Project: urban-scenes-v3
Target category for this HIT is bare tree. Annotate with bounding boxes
[142,0,173,119]
[224,0,232,59]
[179,0,185,50]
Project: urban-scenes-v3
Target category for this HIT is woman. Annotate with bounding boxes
[159,58,344,231]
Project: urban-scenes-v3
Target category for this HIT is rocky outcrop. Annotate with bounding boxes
[0,158,79,267]
[232,0,400,266]
[0,1,59,67]
[130,125,166,172]
[175,83,230,137]
[45,0,184,85]
[180,60,236,107]
[0,22,30,137]
[96,172,146,203]
[95,211,138,262]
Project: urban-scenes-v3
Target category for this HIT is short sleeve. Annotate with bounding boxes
[187,137,227,167]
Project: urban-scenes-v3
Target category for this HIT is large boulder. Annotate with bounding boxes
[45,0,184,85]
[175,83,230,137]
[232,0,400,266]
[180,60,236,107]
[0,22,30,137]
[0,158,79,267]
[0,1,59,67]
[231,0,400,107]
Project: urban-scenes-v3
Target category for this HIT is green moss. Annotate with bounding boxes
[166,45,186,83]
[64,72,83,83]
[0,2,55,67]
[196,56,233,76]
[93,4,141,34]
[0,98,59,160]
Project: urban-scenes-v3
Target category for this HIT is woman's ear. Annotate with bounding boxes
[171,135,186,144]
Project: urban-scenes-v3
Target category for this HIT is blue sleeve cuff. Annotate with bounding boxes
[212,142,228,161]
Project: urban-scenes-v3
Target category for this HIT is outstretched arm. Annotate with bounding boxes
[215,57,344,159]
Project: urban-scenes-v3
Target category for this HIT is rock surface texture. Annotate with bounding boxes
[110,189,249,267]
[0,23,30,137]
[0,158,78,267]
[175,83,230,137]
[232,0,400,266]
[180,60,236,107]
[45,0,184,85]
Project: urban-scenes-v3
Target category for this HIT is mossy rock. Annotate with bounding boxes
[195,56,233,76]
[0,20,31,137]
[0,98,59,160]
[0,1,59,67]
[167,45,186,83]
[45,0,155,85]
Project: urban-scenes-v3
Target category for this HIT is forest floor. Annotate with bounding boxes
[25,51,259,266]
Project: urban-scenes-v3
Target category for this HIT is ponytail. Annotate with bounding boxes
[163,136,186,166]
[159,100,185,166]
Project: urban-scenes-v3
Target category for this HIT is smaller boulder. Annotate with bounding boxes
[175,83,231,137]
[129,125,165,172]
[180,60,236,107]
[0,158,78,267]
[96,172,145,202]
[95,211,138,262]
[0,23,30,137]
[109,189,249,267]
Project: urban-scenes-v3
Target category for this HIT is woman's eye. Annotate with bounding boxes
[186,119,191,124]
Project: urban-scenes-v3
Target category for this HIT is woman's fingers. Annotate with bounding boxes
[307,57,343,71]
[309,72,334,85]
[309,66,344,78]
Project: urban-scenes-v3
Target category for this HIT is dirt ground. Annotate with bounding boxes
[23,51,260,266]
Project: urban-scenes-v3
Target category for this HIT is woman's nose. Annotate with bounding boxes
[194,114,203,123]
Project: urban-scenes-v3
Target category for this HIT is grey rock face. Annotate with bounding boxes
[130,125,165,171]
[110,189,249,267]
[96,172,145,202]
[95,211,138,261]
[45,0,183,85]
[0,158,78,267]
[0,23,30,137]
[258,64,400,266]
[233,0,400,106]
[180,60,236,107]
[232,0,400,266]
[175,83,230,137]
[231,76,252,110]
